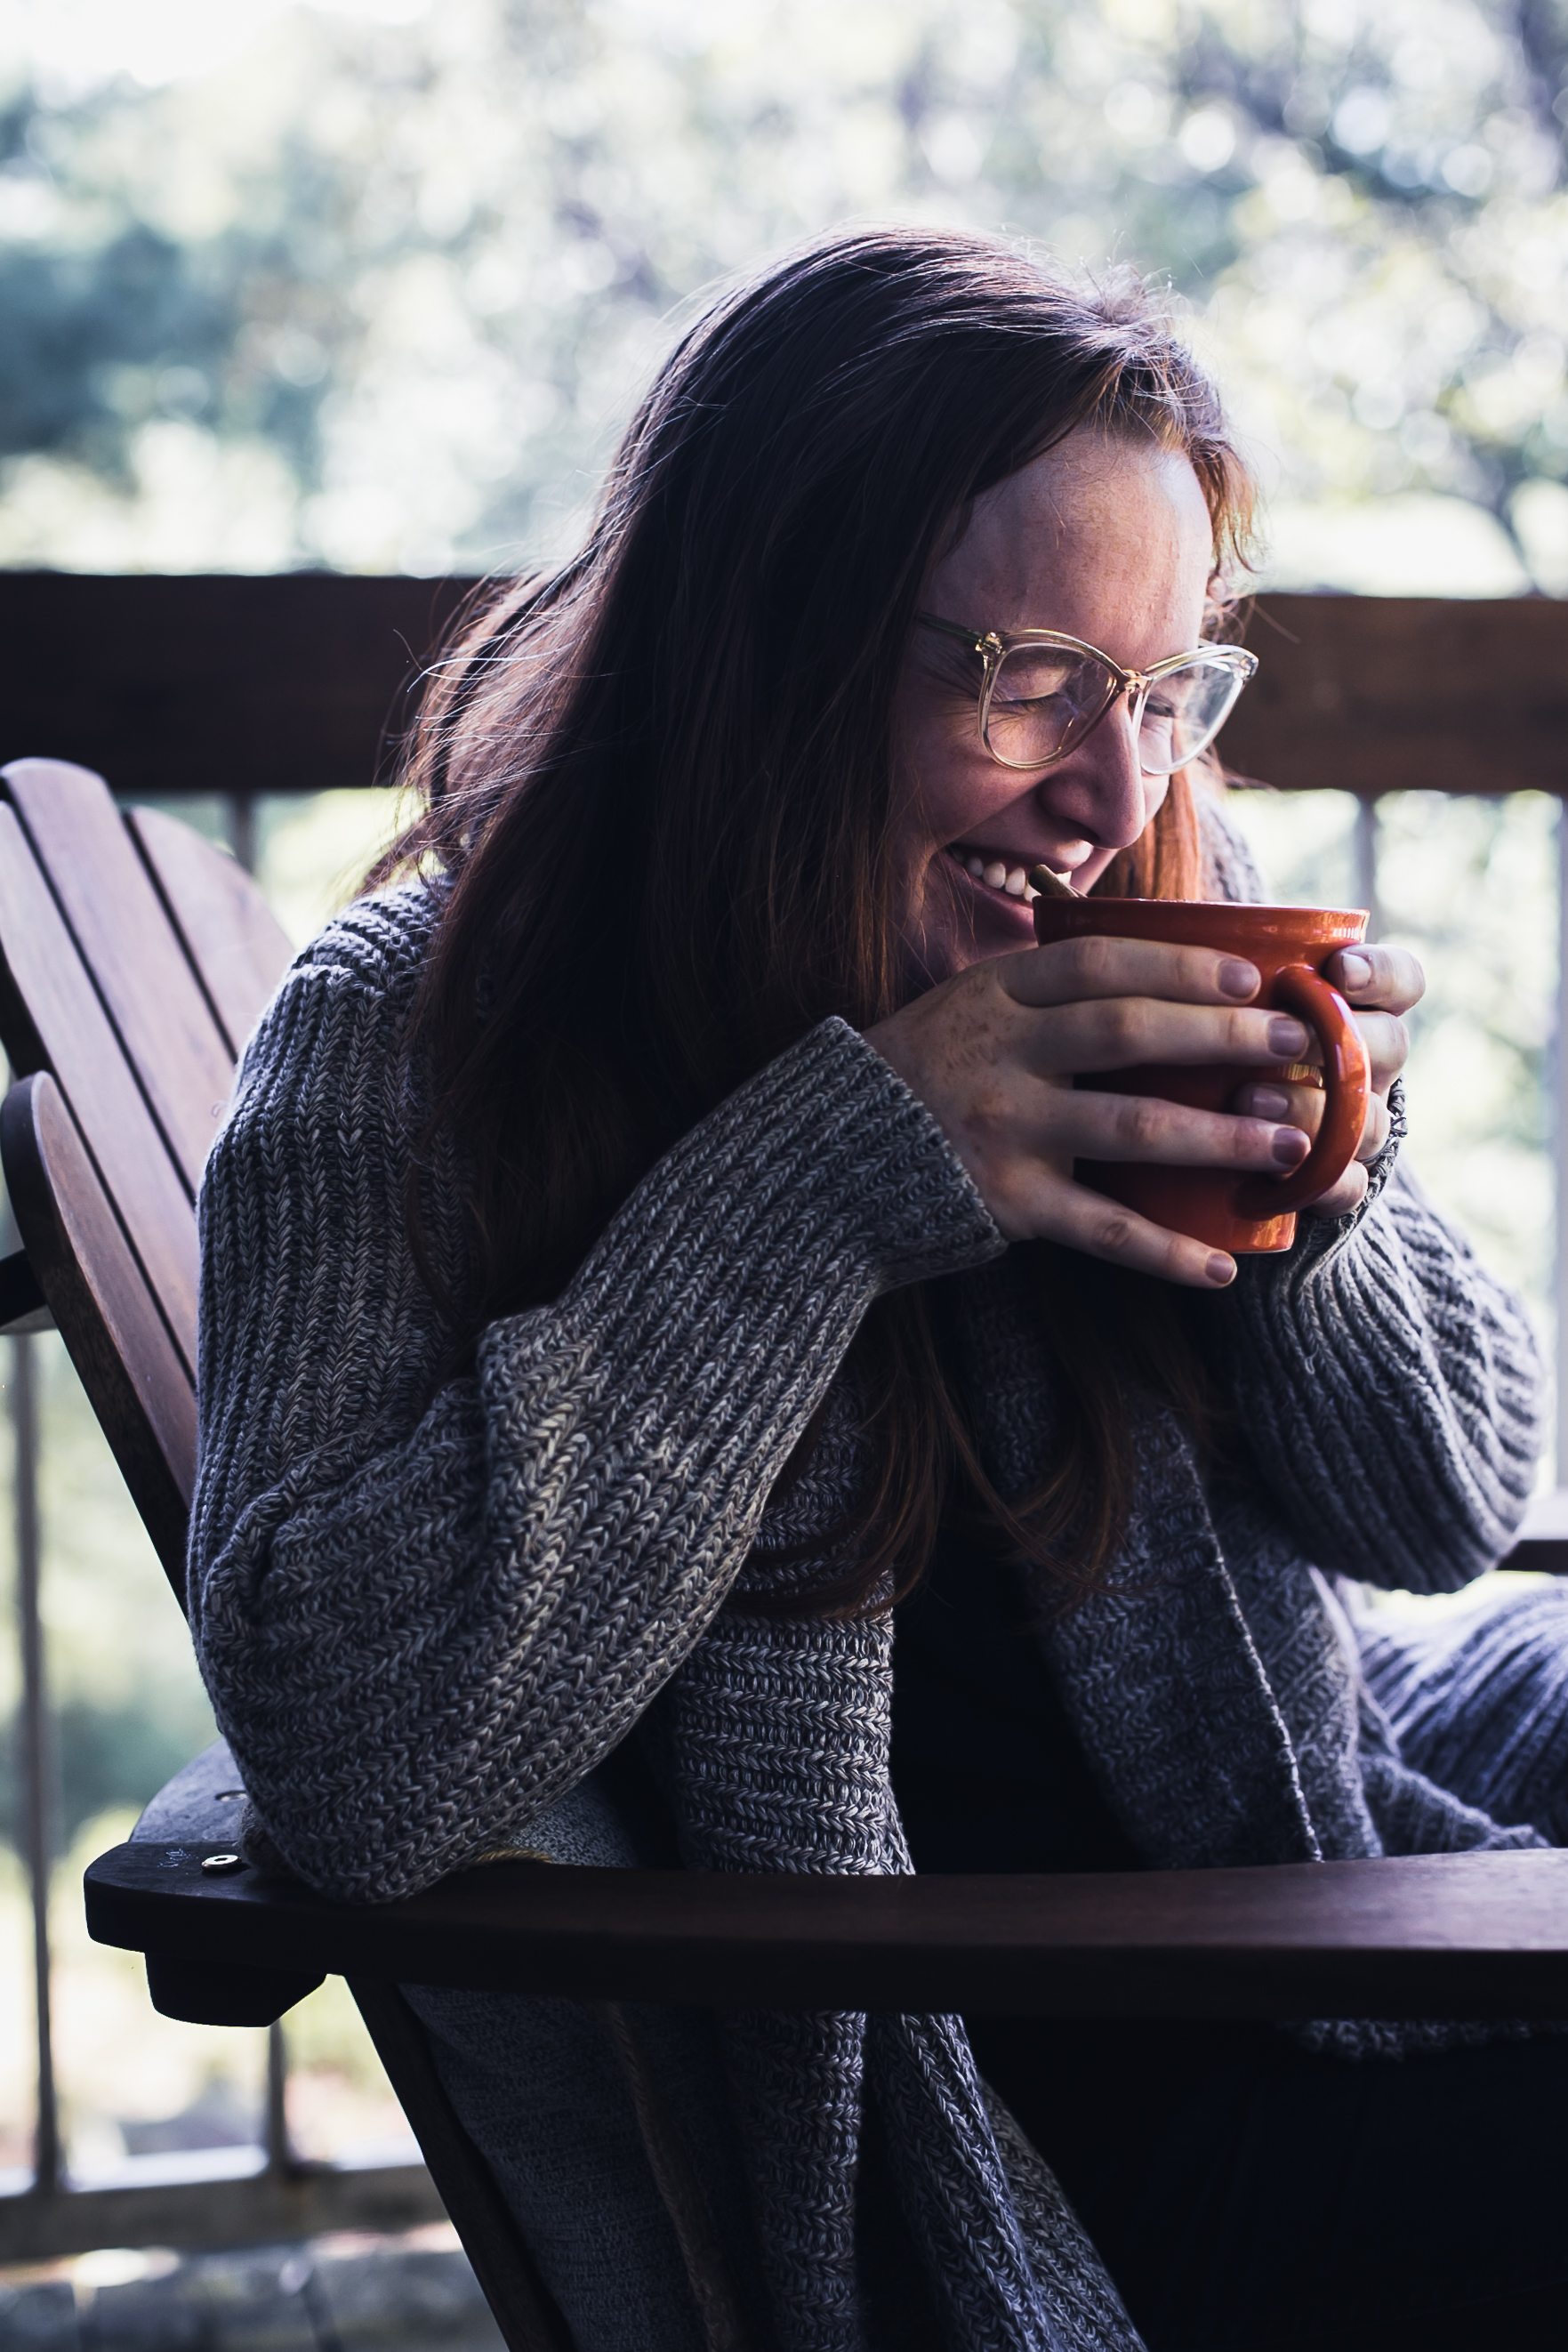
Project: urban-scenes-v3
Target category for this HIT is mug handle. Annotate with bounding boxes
[1234,963,1371,1218]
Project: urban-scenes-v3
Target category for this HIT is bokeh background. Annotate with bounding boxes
[2,0,1564,2267]
[5,0,1568,585]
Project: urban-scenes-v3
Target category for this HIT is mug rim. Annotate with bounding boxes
[1032,897,1369,938]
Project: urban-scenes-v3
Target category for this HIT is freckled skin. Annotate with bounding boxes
[865,429,1425,1288]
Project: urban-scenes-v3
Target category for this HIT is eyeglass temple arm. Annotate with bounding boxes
[913,611,991,653]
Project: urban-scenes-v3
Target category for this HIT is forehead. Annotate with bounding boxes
[932,427,1214,648]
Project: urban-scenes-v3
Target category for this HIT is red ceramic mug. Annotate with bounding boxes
[1031,896,1372,1254]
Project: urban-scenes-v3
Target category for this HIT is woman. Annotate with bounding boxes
[189,230,1567,2350]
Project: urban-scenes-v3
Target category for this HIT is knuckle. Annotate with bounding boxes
[1098,998,1146,1057]
[1090,1208,1138,1258]
[1155,1233,1193,1281]
[987,1175,1030,1233]
[1114,1095,1167,1152]
[1068,934,1115,990]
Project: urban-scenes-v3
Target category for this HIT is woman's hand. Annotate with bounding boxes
[1230,943,1424,1221]
[864,938,1321,1288]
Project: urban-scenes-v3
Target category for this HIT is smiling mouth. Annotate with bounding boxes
[946,844,1067,903]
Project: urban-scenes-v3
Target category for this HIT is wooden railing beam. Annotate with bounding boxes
[3,576,1564,804]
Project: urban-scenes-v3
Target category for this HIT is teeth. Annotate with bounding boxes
[953,847,1043,903]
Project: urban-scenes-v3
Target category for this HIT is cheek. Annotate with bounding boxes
[1124,771,1172,839]
[891,700,1001,851]
[925,761,1013,850]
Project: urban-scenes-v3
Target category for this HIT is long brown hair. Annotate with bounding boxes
[380,227,1256,1615]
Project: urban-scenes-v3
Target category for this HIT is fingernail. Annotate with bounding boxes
[1339,951,1371,990]
[1272,1126,1310,1165]
[1267,1016,1310,1056]
[1218,957,1259,999]
[1247,1084,1292,1120]
[1206,1253,1236,1286]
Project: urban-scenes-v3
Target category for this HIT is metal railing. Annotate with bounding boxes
[1346,790,1567,1480]
[6,1333,450,2262]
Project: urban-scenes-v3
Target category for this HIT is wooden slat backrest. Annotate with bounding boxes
[0,801,199,1375]
[3,760,236,1195]
[2,1073,194,1592]
[126,805,294,1060]
[0,772,293,1589]
[0,776,292,1585]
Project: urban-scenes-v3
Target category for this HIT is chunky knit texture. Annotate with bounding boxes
[192,920,998,1905]
[191,806,1549,2352]
[1351,1571,1568,1847]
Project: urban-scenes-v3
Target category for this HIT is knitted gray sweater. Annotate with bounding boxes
[190,835,1546,2352]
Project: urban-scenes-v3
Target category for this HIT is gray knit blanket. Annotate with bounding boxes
[189,811,1548,2352]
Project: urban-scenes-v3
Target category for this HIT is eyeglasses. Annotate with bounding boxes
[915,613,1258,777]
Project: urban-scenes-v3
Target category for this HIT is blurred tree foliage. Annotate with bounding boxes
[0,0,1564,582]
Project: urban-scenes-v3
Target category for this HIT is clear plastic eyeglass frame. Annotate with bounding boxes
[915,611,1258,777]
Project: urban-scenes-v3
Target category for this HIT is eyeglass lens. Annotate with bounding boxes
[987,645,1247,776]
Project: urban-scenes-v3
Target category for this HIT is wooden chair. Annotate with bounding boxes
[4,754,1568,2352]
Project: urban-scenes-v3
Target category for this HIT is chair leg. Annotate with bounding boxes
[348,1976,576,2352]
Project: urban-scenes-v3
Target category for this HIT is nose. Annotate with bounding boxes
[1038,689,1152,851]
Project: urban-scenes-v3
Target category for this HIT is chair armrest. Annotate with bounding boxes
[84,1835,1568,2026]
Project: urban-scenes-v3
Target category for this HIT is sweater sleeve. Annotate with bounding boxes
[1211,1156,1546,1592]
[189,910,1003,1902]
